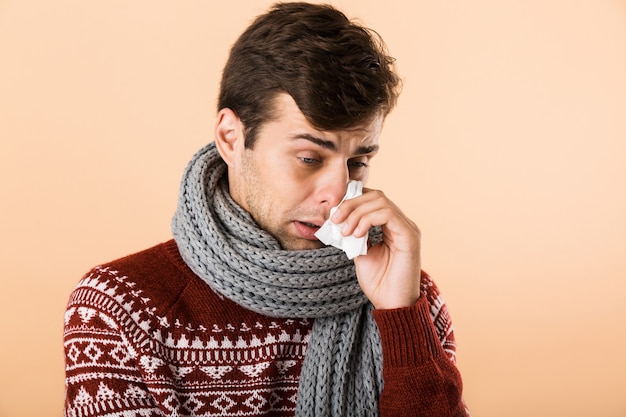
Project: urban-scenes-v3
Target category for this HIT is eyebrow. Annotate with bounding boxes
[292,133,379,155]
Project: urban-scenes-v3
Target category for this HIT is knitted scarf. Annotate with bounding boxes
[171,142,383,416]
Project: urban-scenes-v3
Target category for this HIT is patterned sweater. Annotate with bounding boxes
[64,240,467,416]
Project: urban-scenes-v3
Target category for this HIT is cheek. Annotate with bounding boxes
[274,178,310,207]
[274,177,316,213]
[263,155,316,209]
[278,159,309,187]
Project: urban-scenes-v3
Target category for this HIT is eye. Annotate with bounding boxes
[299,157,319,165]
[348,159,369,169]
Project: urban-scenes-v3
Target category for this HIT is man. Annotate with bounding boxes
[64,2,470,416]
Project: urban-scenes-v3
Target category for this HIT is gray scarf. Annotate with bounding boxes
[171,142,383,416]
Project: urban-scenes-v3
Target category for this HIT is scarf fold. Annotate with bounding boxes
[172,142,383,416]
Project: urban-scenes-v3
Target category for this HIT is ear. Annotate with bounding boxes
[214,108,244,167]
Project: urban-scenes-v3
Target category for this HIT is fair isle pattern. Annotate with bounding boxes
[65,266,313,417]
[420,276,458,364]
[64,254,459,417]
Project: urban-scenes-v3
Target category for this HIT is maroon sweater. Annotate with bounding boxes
[64,240,468,416]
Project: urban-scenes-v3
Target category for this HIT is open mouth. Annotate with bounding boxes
[294,221,322,240]
[298,221,320,229]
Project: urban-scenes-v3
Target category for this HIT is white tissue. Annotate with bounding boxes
[314,180,368,259]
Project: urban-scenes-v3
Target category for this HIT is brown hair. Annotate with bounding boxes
[218,2,401,148]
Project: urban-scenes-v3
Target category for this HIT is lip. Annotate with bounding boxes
[293,220,322,240]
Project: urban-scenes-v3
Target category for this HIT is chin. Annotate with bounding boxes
[280,239,323,251]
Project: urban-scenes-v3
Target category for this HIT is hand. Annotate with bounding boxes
[331,188,422,309]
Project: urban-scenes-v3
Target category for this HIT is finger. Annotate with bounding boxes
[331,189,386,224]
[343,196,404,237]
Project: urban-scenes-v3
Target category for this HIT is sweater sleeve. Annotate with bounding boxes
[63,268,163,417]
[372,272,470,417]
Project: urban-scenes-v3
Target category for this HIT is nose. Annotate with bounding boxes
[317,165,349,209]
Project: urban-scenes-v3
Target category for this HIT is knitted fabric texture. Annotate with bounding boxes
[171,142,383,416]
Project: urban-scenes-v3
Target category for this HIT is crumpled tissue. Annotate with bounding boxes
[314,180,368,259]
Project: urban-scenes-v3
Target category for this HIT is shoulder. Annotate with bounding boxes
[105,239,188,283]
[70,240,189,305]
[66,240,196,332]
[420,270,457,362]
[420,271,450,323]
[66,240,243,335]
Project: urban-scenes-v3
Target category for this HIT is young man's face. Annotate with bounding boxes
[227,93,383,251]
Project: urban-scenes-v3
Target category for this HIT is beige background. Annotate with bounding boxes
[1,1,626,416]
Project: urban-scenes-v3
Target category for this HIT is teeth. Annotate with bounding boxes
[302,222,319,228]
